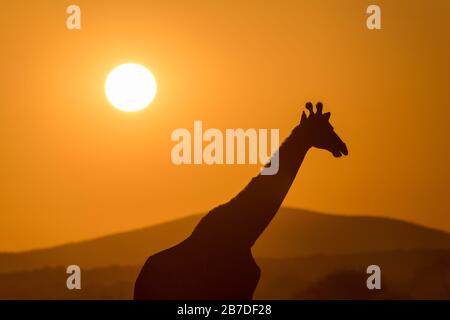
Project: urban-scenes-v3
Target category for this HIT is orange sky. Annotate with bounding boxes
[1,0,449,251]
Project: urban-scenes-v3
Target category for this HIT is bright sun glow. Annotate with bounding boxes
[105,63,157,112]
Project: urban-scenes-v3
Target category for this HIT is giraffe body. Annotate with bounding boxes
[134,237,260,299]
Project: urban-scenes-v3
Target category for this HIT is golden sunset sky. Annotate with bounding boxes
[1,0,449,251]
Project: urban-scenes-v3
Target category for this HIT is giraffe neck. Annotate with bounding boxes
[192,124,311,249]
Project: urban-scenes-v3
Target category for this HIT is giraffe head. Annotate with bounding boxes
[300,102,348,157]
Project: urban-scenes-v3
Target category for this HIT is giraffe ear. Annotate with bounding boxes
[323,112,331,121]
[301,111,307,122]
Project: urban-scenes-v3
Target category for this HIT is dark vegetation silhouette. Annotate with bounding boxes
[1,249,449,299]
[294,270,408,299]
[134,102,349,299]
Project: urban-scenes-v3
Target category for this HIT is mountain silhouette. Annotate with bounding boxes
[1,207,449,274]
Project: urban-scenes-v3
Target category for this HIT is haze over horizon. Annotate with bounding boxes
[1,0,449,251]
[2,207,449,254]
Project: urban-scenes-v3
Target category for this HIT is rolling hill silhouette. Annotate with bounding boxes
[1,208,449,274]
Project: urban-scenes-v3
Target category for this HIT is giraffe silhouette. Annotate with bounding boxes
[134,102,348,300]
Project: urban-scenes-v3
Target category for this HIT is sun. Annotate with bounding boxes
[105,63,157,112]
